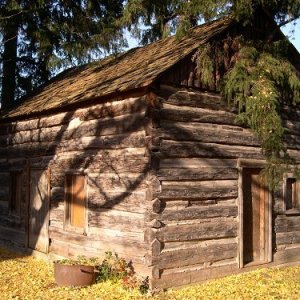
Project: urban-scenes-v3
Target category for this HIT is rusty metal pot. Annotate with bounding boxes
[54,263,96,287]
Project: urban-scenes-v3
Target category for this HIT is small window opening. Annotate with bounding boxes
[65,174,86,229]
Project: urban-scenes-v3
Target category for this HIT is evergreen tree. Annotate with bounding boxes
[123,0,300,187]
[0,0,125,109]
[123,0,300,42]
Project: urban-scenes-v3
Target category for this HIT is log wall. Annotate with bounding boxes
[0,95,153,275]
[147,84,300,289]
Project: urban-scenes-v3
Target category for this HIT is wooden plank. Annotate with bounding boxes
[160,180,238,200]
[152,243,237,269]
[159,205,238,221]
[275,216,300,232]
[158,167,238,181]
[276,232,300,245]
[160,158,237,168]
[0,225,25,246]
[70,175,86,228]
[88,189,147,213]
[0,97,147,135]
[157,221,238,242]
[8,111,146,145]
[157,121,259,146]
[160,103,236,125]
[28,170,49,253]
[88,209,144,232]
[158,85,230,111]
[160,140,263,159]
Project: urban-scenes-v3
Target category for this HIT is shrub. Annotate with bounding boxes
[96,251,149,294]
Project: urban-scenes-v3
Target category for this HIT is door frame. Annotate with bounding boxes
[27,168,50,254]
[237,159,272,268]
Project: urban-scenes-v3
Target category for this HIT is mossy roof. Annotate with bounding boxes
[0,16,234,120]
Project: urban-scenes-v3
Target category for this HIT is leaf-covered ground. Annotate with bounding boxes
[0,247,300,299]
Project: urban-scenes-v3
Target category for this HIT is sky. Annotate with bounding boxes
[127,20,300,52]
[281,20,300,51]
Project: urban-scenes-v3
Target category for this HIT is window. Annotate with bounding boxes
[65,174,86,230]
[284,177,300,213]
[9,172,22,216]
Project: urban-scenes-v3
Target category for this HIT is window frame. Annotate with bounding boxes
[283,173,300,215]
[64,173,87,234]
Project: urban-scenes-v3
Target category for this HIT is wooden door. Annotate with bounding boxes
[28,170,49,253]
[242,168,269,265]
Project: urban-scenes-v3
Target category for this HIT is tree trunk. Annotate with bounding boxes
[1,21,18,110]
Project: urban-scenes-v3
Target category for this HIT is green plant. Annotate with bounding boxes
[96,251,149,294]
[193,37,300,189]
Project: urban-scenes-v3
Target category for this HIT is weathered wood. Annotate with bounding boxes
[157,122,259,146]
[152,239,163,256]
[50,187,65,204]
[160,180,238,200]
[88,173,148,191]
[157,220,238,242]
[160,140,263,159]
[89,209,144,232]
[275,216,300,232]
[276,231,300,245]
[160,205,238,221]
[0,97,147,135]
[49,150,149,174]
[152,242,237,269]
[158,167,238,181]
[151,263,238,289]
[0,225,25,246]
[160,103,236,125]
[158,85,231,111]
[273,247,300,264]
[88,189,148,213]
[7,112,146,146]
[160,158,237,168]
[49,226,147,252]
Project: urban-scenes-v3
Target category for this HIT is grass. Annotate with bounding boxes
[0,247,300,299]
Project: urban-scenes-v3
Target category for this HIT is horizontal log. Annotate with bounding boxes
[160,140,263,159]
[158,166,238,181]
[89,209,144,232]
[160,180,238,200]
[49,150,150,175]
[158,85,231,111]
[7,111,146,146]
[160,103,236,125]
[88,173,148,191]
[275,216,300,233]
[152,263,238,289]
[88,189,148,213]
[160,158,237,168]
[160,205,238,221]
[50,206,64,221]
[273,247,300,264]
[157,121,259,146]
[0,97,147,135]
[0,225,25,246]
[152,242,237,269]
[56,131,148,152]
[157,220,238,242]
[49,226,147,260]
[276,231,300,245]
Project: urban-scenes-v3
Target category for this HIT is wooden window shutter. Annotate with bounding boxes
[66,175,86,229]
[286,178,300,210]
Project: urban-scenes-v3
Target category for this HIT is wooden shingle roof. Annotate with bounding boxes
[1,16,234,120]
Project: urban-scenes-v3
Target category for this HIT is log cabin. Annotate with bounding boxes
[0,15,300,289]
